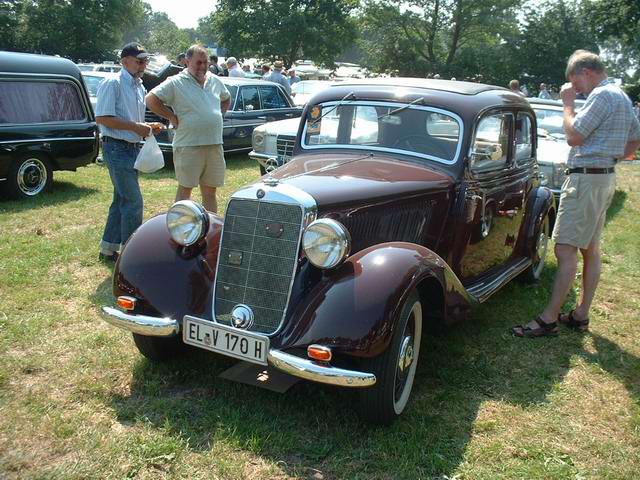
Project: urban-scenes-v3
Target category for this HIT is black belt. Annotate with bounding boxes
[566,167,615,175]
[102,136,136,144]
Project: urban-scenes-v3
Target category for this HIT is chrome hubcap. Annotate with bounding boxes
[17,159,47,195]
[398,336,414,374]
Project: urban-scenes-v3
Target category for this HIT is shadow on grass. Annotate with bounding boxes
[0,180,98,212]
[605,189,627,225]
[107,265,639,479]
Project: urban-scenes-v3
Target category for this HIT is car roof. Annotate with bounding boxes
[334,77,508,96]
[527,97,586,108]
[0,50,82,81]
[81,70,118,79]
[220,77,284,86]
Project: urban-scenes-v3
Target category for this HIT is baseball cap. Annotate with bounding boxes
[120,42,150,59]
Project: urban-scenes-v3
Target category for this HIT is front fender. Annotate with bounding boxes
[275,242,476,357]
[113,213,223,322]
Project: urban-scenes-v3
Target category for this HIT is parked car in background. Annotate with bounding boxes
[0,51,99,199]
[528,98,584,196]
[101,78,554,424]
[250,117,300,174]
[77,63,121,73]
[140,58,303,163]
[81,70,118,113]
[291,80,336,107]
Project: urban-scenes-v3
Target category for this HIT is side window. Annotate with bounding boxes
[259,86,287,109]
[471,112,512,172]
[236,86,260,111]
[0,80,86,124]
[515,113,533,164]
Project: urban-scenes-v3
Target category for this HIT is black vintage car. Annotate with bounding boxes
[101,78,554,424]
[0,51,99,199]
[141,60,302,160]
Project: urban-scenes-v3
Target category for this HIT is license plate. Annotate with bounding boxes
[182,315,269,365]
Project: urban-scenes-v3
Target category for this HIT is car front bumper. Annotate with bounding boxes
[101,306,376,388]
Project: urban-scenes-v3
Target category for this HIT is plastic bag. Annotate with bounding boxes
[134,135,164,173]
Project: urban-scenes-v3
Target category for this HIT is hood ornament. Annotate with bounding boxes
[263,176,279,187]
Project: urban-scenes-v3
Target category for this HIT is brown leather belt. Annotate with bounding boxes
[566,167,615,174]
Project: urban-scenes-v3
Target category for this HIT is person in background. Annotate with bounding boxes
[264,60,291,95]
[95,42,163,262]
[261,63,271,79]
[226,57,244,77]
[145,44,231,213]
[512,50,640,338]
[538,83,552,99]
[209,54,223,75]
[176,53,187,67]
[288,68,301,86]
[242,64,251,74]
[509,79,525,96]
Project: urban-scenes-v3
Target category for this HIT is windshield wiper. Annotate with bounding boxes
[309,91,356,126]
[377,97,425,120]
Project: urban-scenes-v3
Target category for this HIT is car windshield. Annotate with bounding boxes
[294,81,331,95]
[533,107,565,138]
[82,75,105,96]
[302,101,462,164]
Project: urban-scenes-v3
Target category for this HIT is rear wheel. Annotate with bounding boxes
[132,333,186,362]
[522,214,550,283]
[358,291,422,425]
[5,154,53,199]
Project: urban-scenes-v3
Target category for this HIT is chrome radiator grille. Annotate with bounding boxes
[276,135,295,160]
[214,198,303,334]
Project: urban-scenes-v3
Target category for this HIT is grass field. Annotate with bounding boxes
[1,157,639,479]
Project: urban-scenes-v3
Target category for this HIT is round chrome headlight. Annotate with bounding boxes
[252,129,265,152]
[166,200,209,246]
[302,219,350,269]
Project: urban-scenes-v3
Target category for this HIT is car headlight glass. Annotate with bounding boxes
[253,130,265,152]
[166,200,209,246]
[302,219,350,269]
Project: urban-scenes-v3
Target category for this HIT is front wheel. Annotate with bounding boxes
[358,291,423,425]
[5,154,53,199]
[132,333,186,362]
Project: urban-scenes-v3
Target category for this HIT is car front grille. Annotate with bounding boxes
[276,135,295,160]
[213,198,303,334]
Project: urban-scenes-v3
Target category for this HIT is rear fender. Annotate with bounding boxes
[113,213,223,322]
[276,242,476,357]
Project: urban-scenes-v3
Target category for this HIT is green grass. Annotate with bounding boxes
[1,157,639,479]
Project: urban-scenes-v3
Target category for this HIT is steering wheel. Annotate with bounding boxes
[392,135,449,158]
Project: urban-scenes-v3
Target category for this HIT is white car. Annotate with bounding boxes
[291,80,336,107]
[250,117,301,175]
[528,98,584,196]
[77,63,121,73]
[81,70,118,113]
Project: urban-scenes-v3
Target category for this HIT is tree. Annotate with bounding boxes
[357,0,521,78]
[211,0,359,67]
[143,11,191,60]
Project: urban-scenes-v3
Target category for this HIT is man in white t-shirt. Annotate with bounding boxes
[145,44,231,212]
[226,57,245,78]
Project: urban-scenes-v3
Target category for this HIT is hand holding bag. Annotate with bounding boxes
[134,135,164,173]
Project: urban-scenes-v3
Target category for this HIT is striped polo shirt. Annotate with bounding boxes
[569,79,640,168]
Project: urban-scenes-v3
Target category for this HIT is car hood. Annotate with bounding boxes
[256,117,300,136]
[268,152,454,208]
[537,137,570,164]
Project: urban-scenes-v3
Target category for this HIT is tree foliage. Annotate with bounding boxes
[210,0,359,67]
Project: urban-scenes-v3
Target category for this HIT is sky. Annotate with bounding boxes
[145,0,215,29]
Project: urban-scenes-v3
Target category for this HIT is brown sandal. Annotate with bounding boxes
[512,316,559,338]
[558,310,589,332]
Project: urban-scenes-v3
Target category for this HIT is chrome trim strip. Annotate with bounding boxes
[101,306,179,337]
[268,349,376,387]
[300,100,464,165]
[466,257,531,303]
[212,183,318,336]
[0,137,95,145]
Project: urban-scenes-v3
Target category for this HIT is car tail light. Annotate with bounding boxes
[307,345,332,362]
[117,296,137,311]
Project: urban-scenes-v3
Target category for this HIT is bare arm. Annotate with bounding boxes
[145,93,179,127]
[96,116,152,137]
[560,82,585,147]
[623,139,640,159]
[221,97,230,114]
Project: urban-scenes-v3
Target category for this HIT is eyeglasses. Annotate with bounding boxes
[135,58,149,65]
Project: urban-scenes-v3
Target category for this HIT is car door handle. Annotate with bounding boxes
[257,116,267,120]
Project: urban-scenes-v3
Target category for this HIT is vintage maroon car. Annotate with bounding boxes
[101,78,554,424]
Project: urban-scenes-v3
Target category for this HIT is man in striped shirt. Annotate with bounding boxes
[513,50,640,337]
[95,43,162,262]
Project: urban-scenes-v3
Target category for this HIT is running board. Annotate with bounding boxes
[466,258,531,303]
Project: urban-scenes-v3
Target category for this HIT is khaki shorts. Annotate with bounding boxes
[173,144,225,188]
[552,173,616,249]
